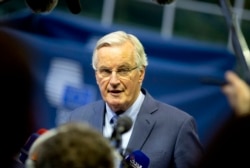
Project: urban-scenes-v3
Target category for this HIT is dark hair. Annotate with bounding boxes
[197,114,250,167]
[0,28,34,167]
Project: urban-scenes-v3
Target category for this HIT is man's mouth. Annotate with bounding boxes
[108,90,122,94]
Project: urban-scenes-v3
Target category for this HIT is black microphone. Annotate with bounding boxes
[65,0,82,14]
[110,115,133,149]
[123,150,150,168]
[153,0,175,5]
[200,76,228,86]
[25,0,58,13]
[19,128,47,164]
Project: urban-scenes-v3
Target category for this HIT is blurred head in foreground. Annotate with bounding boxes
[26,122,116,168]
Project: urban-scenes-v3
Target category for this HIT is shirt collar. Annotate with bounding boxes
[105,91,145,124]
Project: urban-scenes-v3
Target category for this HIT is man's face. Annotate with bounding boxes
[95,41,145,112]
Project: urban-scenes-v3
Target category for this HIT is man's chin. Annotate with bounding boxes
[107,101,122,107]
[106,100,123,109]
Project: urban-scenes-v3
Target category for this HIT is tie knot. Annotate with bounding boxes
[110,115,119,126]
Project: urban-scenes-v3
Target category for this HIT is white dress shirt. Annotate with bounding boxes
[103,91,145,152]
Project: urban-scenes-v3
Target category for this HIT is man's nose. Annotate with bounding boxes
[109,71,120,83]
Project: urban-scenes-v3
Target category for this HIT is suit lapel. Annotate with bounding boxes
[127,113,156,151]
[91,100,106,133]
[126,90,157,151]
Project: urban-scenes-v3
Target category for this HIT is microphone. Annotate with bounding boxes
[200,76,228,86]
[123,150,150,168]
[153,0,175,5]
[110,115,133,149]
[65,0,82,14]
[19,128,47,164]
[25,0,58,13]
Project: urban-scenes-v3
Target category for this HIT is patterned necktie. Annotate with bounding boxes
[110,115,119,128]
[110,111,123,128]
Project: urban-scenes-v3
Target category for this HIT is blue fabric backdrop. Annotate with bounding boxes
[0,9,236,147]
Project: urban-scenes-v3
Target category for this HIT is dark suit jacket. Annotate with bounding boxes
[66,88,204,168]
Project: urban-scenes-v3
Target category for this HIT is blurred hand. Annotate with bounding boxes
[221,70,250,117]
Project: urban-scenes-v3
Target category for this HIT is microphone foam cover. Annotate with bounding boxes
[117,115,133,134]
[25,0,58,13]
[65,0,82,14]
[154,0,175,5]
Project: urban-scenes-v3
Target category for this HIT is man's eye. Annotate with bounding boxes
[117,69,129,73]
[100,69,111,74]
[97,68,113,77]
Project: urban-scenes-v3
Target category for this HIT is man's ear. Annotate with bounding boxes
[138,67,146,84]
